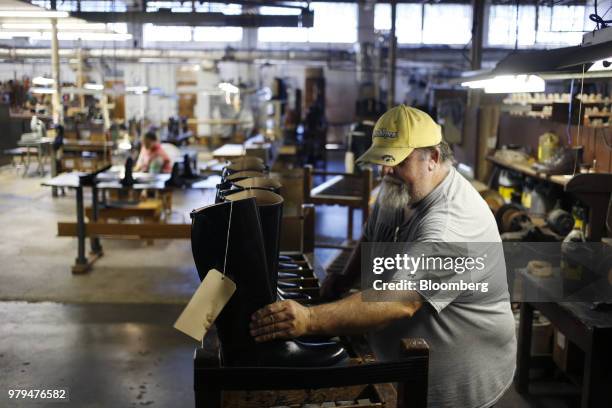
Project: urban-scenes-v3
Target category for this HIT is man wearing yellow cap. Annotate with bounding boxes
[250,105,516,408]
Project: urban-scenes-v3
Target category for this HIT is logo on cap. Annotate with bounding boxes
[381,155,395,163]
[373,128,398,139]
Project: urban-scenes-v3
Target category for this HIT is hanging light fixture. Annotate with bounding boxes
[30,87,56,94]
[461,75,545,94]
[587,58,612,72]
[84,83,104,91]
[32,76,55,86]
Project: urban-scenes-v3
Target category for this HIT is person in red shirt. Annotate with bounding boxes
[134,131,172,173]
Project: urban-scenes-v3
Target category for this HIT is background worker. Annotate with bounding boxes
[134,131,172,173]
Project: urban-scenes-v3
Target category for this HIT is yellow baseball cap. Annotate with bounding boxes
[356,105,442,166]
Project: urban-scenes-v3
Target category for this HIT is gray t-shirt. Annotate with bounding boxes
[364,166,516,408]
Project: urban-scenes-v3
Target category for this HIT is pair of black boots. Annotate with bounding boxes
[215,176,311,302]
[190,189,347,367]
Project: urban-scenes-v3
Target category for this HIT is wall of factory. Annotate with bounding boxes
[122,63,177,125]
[0,63,75,84]
[0,58,426,141]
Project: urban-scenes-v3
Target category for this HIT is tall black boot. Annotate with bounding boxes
[223,170,265,183]
[225,190,349,356]
[222,160,267,178]
[219,178,281,201]
[191,198,347,367]
[225,189,283,284]
[233,177,281,192]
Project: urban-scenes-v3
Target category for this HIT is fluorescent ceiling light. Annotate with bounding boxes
[460,79,490,89]
[84,83,104,91]
[179,64,201,72]
[126,86,149,94]
[30,87,56,94]
[587,58,612,72]
[0,10,69,18]
[32,76,54,86]
[461,75,545,94]
[218,82,239,94]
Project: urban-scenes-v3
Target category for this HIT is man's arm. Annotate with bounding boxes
[250,291,422,342]
[134,147,147,172]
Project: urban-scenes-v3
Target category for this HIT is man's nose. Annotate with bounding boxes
[381,166,394,177]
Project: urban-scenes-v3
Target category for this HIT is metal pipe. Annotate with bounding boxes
[470,0,485,70]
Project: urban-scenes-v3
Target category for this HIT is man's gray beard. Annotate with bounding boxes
[378,175,411,210]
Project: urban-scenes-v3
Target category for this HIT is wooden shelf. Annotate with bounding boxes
[486,155,572,187]
[488,155,612,241]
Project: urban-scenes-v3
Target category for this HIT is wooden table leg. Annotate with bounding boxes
[515,302,534,394]
[581,331,608,408]
[90,184,103,256]
[72,185,89,274]
[36,143,44,176]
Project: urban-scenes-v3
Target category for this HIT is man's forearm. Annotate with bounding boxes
[306,291,422,336]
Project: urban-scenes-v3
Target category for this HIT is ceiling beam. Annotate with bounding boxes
[69,9,314,27]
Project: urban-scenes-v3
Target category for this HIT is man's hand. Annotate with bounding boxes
[250,300,311,343]
[319,273,353,301]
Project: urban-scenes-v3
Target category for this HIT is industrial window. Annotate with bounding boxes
[31,0,127,12]
[374,3,423,44]
[193,3,243,42]
[258,6,308,43]
[422,4,472,45]
[308,2,357,43]
[107,23,128,34]
[193,26,243,42]
[487,4,586,48]
[536,5,586,46]
[487,5,537,47]
[258,2,357,44]
[143,24,192,42]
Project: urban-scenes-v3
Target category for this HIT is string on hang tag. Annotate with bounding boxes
[221,200,234,279]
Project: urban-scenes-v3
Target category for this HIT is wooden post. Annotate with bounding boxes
[303,165,313,204]
[301,204,315,254]
[77,48,85,109]
[50,18,63,125]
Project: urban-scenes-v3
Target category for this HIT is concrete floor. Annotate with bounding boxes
[0,161,576,408]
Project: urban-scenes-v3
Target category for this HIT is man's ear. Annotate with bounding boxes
[429,148,440,170]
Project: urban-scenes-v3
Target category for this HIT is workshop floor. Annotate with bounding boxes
[0,160,575,408]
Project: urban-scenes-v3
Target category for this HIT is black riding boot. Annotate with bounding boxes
[226,190,349,356]
[191,198,347,367]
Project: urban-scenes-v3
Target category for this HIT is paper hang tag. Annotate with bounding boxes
[174,269,236,342]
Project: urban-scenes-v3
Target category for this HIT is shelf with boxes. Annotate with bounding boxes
[503,93,612,128]
[60,118,113,172]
